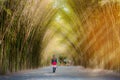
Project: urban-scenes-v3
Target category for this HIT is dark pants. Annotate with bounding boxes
[53,67,56,73]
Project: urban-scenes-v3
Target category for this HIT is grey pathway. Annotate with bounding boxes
[0,66,120,80]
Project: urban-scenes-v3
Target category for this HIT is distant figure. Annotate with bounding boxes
[51,55,57,73]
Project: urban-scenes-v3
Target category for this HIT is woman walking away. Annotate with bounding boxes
[51,55,57,73]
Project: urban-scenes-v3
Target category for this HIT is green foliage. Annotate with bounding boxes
[0,0,56,74]
[3,6,12,15]
[0,0,120,74]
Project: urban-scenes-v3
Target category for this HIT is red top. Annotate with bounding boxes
[52,62,57,65]
[52,58,57,65]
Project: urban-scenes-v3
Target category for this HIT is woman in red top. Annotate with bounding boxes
[51,55,57,73]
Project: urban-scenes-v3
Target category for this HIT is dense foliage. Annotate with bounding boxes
[0,0,120,74]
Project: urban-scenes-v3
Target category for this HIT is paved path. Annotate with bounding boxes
[0,66,120,80]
